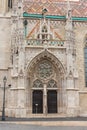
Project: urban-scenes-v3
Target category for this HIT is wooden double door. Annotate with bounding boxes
[32,90,57,114]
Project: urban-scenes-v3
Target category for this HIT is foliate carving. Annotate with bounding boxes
[11,16,18,23]
[27,39,64,47]
[37,60,53,80]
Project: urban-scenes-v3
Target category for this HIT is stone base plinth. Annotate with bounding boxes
[67,107,79,117]
[7,108,26,118]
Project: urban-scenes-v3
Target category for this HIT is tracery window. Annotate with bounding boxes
[37,60,53,80]
[33,79,43,88]
[47,79,57,88]
[84,37,87,87]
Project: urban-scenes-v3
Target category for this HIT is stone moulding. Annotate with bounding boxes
[23,12,87,22]
[26,39,65,47]
[79,91,87,93]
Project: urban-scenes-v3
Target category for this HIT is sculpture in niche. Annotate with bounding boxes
[37,60,53,80]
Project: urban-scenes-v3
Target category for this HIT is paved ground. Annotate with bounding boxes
[0,117,87,129]
[0,123,87,130]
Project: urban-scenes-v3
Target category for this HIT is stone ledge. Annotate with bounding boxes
[79,91,87,93]
[66,88,79,91]
[10,88,25,90]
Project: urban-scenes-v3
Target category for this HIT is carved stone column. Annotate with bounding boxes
[43,84,47,115]
[26,77,32,115]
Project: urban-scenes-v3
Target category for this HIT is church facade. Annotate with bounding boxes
[0,0,87,118]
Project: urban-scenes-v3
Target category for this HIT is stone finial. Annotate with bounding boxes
[65,0,72,30]
[66,0,72,21]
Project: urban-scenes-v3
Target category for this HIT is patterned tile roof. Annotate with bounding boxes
[23,0,87,17]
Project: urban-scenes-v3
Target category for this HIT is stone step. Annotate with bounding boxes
[1,121,87,126]
[27,114,66,118]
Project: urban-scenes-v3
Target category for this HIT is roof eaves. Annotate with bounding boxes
[23,12,87,22]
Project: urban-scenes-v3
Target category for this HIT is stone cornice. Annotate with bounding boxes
[23,12,87,22]
[10,88,25,90]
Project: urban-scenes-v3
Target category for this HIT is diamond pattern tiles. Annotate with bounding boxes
[23,0,87,17]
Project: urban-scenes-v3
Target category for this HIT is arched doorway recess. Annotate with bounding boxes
[26,50,66,116]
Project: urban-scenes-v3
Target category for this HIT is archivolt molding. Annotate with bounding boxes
[26,50,65,78]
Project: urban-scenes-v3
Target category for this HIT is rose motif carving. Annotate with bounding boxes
[37,60,53,80]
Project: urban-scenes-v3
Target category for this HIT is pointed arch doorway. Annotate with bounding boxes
[32,89,58,114]
[32,79,58,114]
[26,51,65,116]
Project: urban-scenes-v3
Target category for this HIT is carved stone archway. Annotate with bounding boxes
[26,50,65,76]
[25,50,66,116]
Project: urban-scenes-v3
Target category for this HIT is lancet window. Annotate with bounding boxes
[8,0,12,8]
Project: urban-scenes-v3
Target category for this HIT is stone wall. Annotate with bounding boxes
[75,23,87,90]
[0,15,11,116]
[74,22,87,115]
[79,92,87,116]
[0,9,87,117]
[0,17,11,69]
